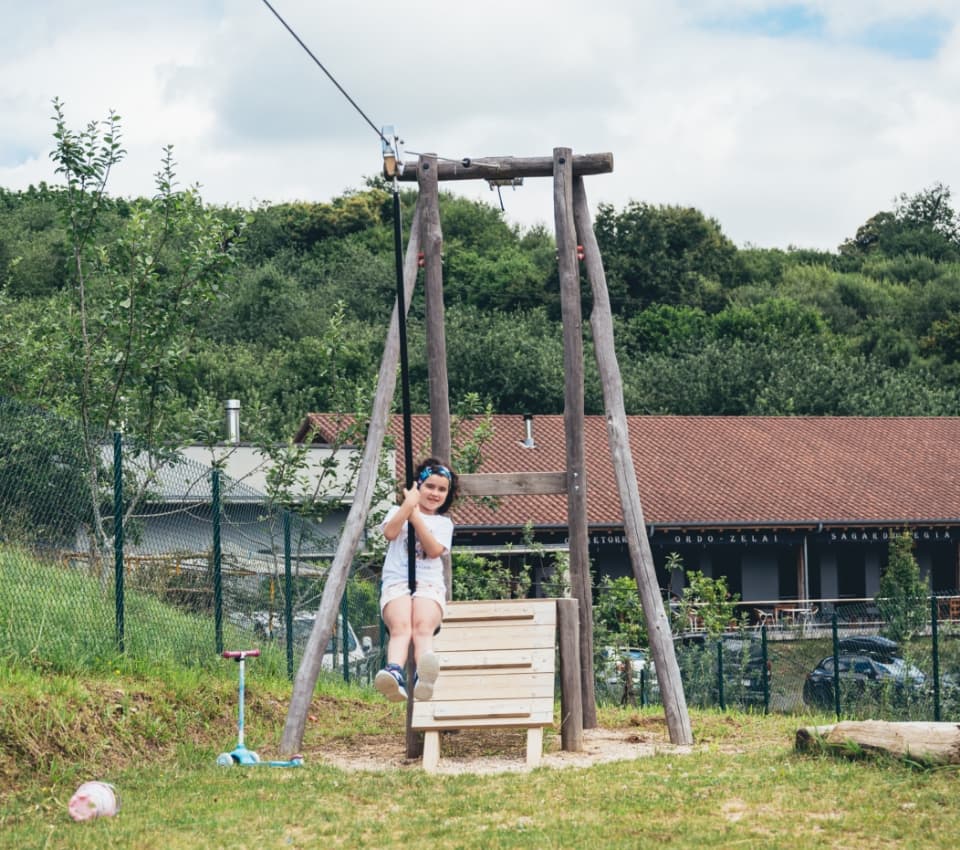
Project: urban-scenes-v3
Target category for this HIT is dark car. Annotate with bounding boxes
[676,633,771,707]
[837,635,900,657]
[718,635,771,705]
[802,637,925,709]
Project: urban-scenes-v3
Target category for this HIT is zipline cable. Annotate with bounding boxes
[258,0,387,146]
[258,0,417,591]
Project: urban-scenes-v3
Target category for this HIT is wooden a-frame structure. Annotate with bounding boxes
[279,149,693,758]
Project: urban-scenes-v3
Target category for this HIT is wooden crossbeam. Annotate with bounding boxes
[456,471,566,497]
[394,153,613,182]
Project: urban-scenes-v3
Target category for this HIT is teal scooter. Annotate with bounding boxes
[217,649,303,768]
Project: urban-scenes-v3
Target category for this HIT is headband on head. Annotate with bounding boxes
[418,465,452,484]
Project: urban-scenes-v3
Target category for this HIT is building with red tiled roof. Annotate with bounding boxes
[295,413,960,607]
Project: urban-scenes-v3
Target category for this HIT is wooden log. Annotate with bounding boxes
[554,147,596,729]
[796,721,960,764]
[280,199,423,757]
[457,471,567,497]
[395,152,614,182]
[416,153,454,607]
[558,597,584,752]
[572,176,693,748]
[418,154,451,465]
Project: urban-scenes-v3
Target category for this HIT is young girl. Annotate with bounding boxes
[374,457,458,702]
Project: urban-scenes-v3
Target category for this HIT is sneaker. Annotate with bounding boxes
[374,664,407,702]
[413,652,440,701]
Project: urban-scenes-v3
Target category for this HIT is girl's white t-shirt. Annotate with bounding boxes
[379,505,453,589]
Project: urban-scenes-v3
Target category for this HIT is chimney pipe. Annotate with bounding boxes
[521,413,536,448]
[225,399,241,445]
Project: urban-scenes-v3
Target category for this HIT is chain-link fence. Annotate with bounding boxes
[594,594,960,721]
[0,397,380,683]
[8,396,960,720]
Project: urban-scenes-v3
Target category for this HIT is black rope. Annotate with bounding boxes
[391,185,417,593]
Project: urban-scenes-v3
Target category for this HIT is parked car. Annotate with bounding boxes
[600,646,651,685]
[718,635,770,705]
[251,611,372,673]
[595,646,660,702]
[836,635,900,658]
[675,632,771,707]
[802,637,926,709]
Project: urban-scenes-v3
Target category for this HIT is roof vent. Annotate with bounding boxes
[520,413,536,448]
[225,399,241,445]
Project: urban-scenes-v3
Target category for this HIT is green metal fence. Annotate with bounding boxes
[7,396,960,719]
[0,396,380,682]
[594,596,960,721]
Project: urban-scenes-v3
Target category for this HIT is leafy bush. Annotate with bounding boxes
[451,552,531,601]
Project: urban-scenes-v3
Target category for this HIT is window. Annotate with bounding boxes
[712,550,742,598]
[837,550,866,598]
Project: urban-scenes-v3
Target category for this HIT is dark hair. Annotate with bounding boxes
[414,457,458,514]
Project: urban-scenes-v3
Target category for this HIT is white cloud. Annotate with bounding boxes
[1,0,958,250]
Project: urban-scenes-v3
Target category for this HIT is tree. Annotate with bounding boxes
[238,189,389,259]
[619,304,713,357]
[593,575,647,648]
[676,568,742,637]
[877,530,929,645]
[0,184,74,297]
[921,311,960,364]
[0,396,93,547]
[895,183,959,243]
[595,201,741,313]
[429,305,569,414]
[47,99,243,552]
[840,184,960,262]
[443,243,556,313]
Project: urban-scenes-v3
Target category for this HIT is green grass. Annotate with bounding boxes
[4,657,960,849]
[0,547,294,679]
[5,548,960,848]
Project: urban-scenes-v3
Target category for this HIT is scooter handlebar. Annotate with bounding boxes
[223,649,260,659]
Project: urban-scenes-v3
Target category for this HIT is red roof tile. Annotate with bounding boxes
[298,414,960,530]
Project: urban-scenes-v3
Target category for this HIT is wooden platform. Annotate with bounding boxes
[411,598,557,771]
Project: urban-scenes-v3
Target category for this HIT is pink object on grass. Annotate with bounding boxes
[68,781,120,821]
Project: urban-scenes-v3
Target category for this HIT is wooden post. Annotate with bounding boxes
[418,153,452,466]
[405,644,419,758]
[573,177,693,746]
[417,153,455,611]
[554,147,596,729]
[557,598,584,751]
[280,200,424,757]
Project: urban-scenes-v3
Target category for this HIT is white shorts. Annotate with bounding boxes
[380,581,447,616]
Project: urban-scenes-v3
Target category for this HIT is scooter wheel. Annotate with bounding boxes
[216,752,235,767]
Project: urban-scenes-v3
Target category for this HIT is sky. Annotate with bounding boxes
[2,0,958,251]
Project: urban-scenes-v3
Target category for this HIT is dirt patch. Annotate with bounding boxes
[304,718,692,775]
